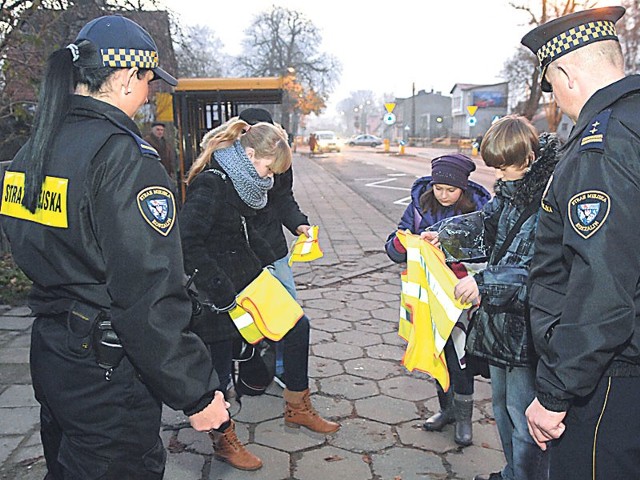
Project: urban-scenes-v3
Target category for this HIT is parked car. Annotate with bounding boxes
[348,134,383,147]
[313,130,341,153]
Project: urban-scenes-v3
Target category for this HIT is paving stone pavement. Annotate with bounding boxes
[0,153,506,479]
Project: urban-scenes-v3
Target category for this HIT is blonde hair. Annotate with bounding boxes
[199,117,238,150]
[187,119,292,185]
[480,115,539,169]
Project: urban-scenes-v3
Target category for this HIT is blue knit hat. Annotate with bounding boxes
[431,154,476,190]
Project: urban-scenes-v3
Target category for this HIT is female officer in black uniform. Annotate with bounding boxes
[0,15,228,479]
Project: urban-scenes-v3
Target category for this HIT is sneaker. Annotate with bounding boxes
[473,473,503,480]
[273,374,286,389]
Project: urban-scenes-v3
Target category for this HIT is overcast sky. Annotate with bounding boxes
[162,0,619,111]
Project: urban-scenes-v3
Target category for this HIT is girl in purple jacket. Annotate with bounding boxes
[385,153,491,446]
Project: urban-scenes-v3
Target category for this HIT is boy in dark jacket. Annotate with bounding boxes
[454,116,559,480]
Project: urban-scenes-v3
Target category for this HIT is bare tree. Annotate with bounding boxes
[0,0,168,160]
[505,0,596,130]
[618,0,640,74]
[234,5,341,132]
[336,90,379,135]
[174,24,229,78]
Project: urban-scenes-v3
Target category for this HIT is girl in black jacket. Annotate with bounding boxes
[180,119,339,471]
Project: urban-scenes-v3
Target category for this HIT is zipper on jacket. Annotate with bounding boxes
[240,215,249,244]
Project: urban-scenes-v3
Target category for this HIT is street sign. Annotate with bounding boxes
[466,105,478,116]
[383,112,396,125]
[467,116,477,127]
[385,102,396,113]
[491,115,502,124]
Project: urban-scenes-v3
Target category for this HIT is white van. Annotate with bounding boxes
[313,130,341,153]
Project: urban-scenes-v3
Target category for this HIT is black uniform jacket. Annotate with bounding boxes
[179,161,276,343]
[247,168,309,260]
[0,96,217,415]
[528,75,640,412]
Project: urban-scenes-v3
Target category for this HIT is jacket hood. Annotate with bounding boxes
[494,132,560,207]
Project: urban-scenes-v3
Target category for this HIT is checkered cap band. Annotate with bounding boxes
[101,48,159,69]
[537,20,617,66]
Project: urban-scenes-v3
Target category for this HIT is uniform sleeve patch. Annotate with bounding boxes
[568,190,610,239]
[136,186,175,236]
[579,109,611,152]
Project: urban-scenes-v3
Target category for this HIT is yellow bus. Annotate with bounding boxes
[172,76,285,201]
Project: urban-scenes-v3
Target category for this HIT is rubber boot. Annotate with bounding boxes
[423,385,455,431]
[208,420,263,471]
[284,388,340,434]
[453,394,474,446]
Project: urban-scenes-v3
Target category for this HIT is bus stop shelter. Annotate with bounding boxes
[172,76,284,202]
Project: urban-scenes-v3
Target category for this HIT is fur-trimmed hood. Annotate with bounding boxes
[494,132,561,207]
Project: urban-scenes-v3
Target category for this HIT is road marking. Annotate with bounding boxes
[394,196,412,206]
[365,178,411,191]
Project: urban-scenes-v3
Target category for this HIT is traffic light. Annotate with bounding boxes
[436,116,443,123]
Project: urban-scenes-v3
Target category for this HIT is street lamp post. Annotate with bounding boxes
[363,100,371,134]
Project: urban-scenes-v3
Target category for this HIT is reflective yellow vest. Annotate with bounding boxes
[396,230,470,391]
[288,225,323,266]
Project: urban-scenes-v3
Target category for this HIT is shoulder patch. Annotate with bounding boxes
[568,190,610,239]
[579,109,611,153]
[136,186,176,236]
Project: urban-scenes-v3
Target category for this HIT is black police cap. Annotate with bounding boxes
[75,15,178,87]
[521,6,625,92]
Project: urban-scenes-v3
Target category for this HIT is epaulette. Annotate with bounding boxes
[579,109,611,153]
[103,114,160,159]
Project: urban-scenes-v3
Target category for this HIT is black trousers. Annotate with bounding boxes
[210,314,310,392]
[444,339,475,395]
[549,375,640,480]
[31,317,165,480]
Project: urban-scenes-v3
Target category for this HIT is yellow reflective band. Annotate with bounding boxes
[229,305,264,344]
[1,171,68,228]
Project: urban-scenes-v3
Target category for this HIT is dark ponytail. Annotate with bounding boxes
[22,40,113,212]
[21,47,74,212]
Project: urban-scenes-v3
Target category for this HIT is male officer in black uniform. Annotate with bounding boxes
[521,6,640,479]
[0,15,228,479]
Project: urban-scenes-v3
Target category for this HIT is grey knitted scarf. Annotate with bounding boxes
[214,141,274,209]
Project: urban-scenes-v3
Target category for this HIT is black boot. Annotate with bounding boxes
[423,385,454,431]
[454,394,473,446]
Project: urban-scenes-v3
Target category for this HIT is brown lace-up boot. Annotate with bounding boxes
[208,420,262,471]
[283,388,340,434]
